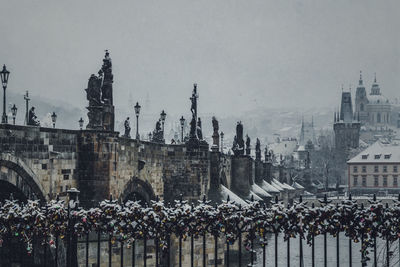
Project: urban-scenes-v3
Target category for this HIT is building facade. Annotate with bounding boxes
[347,140,400,194]
[355,72,391,127]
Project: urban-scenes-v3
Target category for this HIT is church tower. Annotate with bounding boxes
[334,89,360,150]
[355,71,368,123]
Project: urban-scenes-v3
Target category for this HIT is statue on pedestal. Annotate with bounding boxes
[189,84,198,140]
[152,120,164,143]
[28,107,40,126]
[124,117,131,138]
[232,122,244,156]
[100,50,113,105]
[245,135,251,155]
[197,117,203,140]
[255,138,261,161]
[211,116,219,151]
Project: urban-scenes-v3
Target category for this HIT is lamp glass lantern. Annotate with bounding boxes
[134,102,141,116]
[11,104,17,125]
[180,116,185,127]
[51,112,57,128]
[0,65,10,89]
[1,65,10,124]
[78,117,84,130]
[160,110,167,122]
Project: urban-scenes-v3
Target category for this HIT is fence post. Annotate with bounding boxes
[299,196,304,267]
[386,202,390,267]
[287,202,290,267]
[348,193,352,267]
[336,203,339,267]
[86,233,89,267]
[311,202,315,267]
[275,195,279,267]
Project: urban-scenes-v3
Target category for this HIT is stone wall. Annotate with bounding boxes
[230,155,253,198]
[0,124,78,200]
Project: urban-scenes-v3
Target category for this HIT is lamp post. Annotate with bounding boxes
[51,112,57,128]
[180,116,185,142]
[1,65,10,124]
[78,117,84,130]
[160,110,166,141]
[66,188,80,267]
[220,132,224,153]
[11,104,17,125]
[134,102,141,140]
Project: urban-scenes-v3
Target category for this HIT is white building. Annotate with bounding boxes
[347,140,400,194]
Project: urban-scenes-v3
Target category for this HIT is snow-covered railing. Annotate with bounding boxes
[0,194,400,266]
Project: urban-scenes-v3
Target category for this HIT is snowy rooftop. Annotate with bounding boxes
[251,183,273,198]
[292,182,305,189]
[348,140,400,164]
[260,180,281,193]
[272,178,296,191]
[220,185,247,206]
[269,139,298,157]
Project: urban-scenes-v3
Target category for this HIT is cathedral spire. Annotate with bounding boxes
[359,71,363,86]
[374,72,377,83]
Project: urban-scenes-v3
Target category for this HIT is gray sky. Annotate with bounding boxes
[0,0,399,118]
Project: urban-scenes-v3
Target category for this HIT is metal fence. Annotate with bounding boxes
[1,194,400,267]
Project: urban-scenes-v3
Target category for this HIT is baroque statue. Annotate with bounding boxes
[124,117,131,138]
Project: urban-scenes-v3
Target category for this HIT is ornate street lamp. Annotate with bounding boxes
[1,65,10,124]
[78,117,84,130]
[180,116,185,142]
[11,104,17,125]
[220,132,224,153]
[51,112,57,128]
[160,110,166,141]
[134,102,141,140]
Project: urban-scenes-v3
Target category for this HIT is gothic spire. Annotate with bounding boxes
[359,70,363,86]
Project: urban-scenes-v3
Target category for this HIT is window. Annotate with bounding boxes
[394,175,398,187]
[362,155,368,159]
[394,166,398,173]
[362,176,367,186]
[63,174,69,180]
[374,166,379,173]
[384,154,391,159]
[374,155,381,159]
[383,175,388,187]
[353,176,358,186]
[353,166,358,173]
[362,166,367,173]
[41,164,47,170]
[374,175,379,186]
[383,166,387,173]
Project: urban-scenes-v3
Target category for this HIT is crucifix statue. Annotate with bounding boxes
[24,91,30,125]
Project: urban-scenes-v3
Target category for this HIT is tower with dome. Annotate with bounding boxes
[355,72,391,127]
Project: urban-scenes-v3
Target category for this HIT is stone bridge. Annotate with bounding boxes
[0,123,297,207]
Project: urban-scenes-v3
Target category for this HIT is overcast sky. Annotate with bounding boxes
[0,0,399,119]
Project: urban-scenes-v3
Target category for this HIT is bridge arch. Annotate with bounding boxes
[121,177,156,205]
[0,153,46,201]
